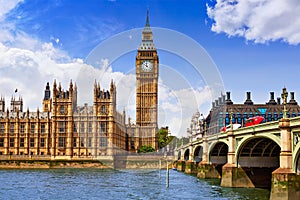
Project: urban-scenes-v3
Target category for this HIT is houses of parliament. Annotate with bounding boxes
[0,13,159,157]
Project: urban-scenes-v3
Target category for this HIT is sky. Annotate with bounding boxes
[0,0,300,137]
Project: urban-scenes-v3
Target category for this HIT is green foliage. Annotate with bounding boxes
[158,127,175,149]
[137,145,156,153]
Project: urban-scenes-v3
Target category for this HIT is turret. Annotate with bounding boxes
[42,82,52,112]
[10,96,23,112]
[0,96,5,112]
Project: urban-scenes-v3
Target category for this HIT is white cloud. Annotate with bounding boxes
[0,0,23,21]
[0,1,213,138]
[0,35,211,137]
[207,0,300,44]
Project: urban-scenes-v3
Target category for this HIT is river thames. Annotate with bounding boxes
[0,169,270,199]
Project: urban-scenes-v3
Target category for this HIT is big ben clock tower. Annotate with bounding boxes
[136,11,159,149]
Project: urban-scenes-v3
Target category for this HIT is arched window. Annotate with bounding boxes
[274,112,278,121]
[225,112,229,126]
[60,106,65,114]
[249,112,253,118]
[232,113,236,124]
[101,105,106,113]
[219,112,223,129]
[243,112,248,126]
[267,112,272,122]
[237,112,241,124]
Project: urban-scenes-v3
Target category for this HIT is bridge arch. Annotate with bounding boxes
[209,141,228,164]
[184,149,190,161]
[293,141,300,173]
[193,145,203,162]
[235,133,280,164]
[208,141,228,176]
[236,135,280,188]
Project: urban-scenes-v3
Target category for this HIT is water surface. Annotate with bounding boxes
[0,169,270,199]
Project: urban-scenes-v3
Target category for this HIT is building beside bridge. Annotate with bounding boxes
[205,91,300,135]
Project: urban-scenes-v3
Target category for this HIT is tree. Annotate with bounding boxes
[158,127,174,149]
[138,145,156,153]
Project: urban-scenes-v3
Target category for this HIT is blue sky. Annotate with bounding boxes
[1,0,300,136]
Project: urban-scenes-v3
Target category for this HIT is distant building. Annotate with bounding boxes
[0,12,159,158]
[205,90,300,135]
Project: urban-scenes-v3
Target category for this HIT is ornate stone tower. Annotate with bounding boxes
[93,80,117,155]
[42,82,52,112]
[10,96,23,112]
[135,11,159,149]
[51,80,76,157]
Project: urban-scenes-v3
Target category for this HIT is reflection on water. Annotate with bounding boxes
[0,169,269,200]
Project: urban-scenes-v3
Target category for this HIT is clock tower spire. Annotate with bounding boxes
[135,10,159,150]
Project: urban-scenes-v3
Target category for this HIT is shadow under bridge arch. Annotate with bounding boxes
[237,137,280,189]
[193,145,203,163]
[209,142,228,176]
[184,149,190,161]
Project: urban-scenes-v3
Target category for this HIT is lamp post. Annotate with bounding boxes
[281,87,288,119]
[230,109,233,131]
[199,113,206,137]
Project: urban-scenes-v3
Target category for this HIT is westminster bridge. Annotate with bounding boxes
[174,116,300,200]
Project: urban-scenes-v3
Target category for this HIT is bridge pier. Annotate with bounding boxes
[177,160,185,172]
[221,129,255,187]
[185,160,198,174]
[221,164,255,187]
[197,136,220,178]
[270,118,300,200]
[197,162,221,179]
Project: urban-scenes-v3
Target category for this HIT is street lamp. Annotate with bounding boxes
[281,87,288,119]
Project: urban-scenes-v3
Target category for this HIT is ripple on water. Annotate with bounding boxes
[0,169,270,200]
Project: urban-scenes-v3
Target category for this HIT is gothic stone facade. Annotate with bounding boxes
[205,91,300,135]
[0,80,131,157]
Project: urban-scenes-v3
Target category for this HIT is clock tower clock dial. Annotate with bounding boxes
[135,11,159,150]
[141,60,153,72]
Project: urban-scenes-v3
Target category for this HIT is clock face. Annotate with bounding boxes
[141,60,153,72]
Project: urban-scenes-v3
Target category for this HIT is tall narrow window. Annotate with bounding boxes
[80,138,85,147]
[60,106,65,114]
[88,123,92,133]
[0,138,4,147]
[10,123,14,134]
[10,138,14,147]
[58,137,66,148]
[40,138,45,147]
[0,123,5,134]
[100,122,106,133]
[101,105,106,114]
[20,138,24,147]
[20,123,25,134]
[59,122,65,133]
[81,123,85,133]
[74,123,77,133]
[30,123,35,134]
[30,138,34,147]
[73,138,77,147]
[99,137,107,147]
[41,123,46,134]
[88,137,92,147]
